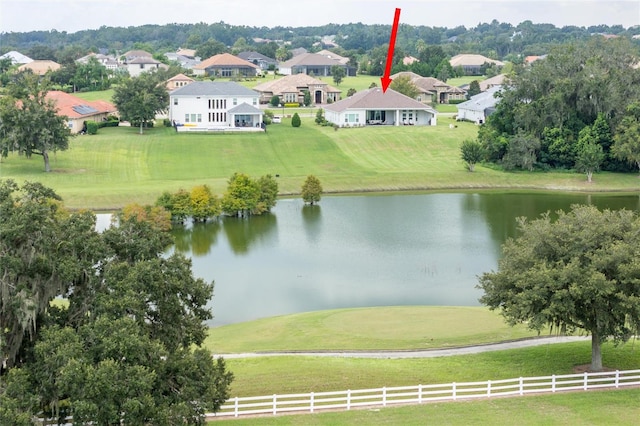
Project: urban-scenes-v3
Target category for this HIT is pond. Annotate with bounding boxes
[160,192,640,327]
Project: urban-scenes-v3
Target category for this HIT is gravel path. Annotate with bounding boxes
[214,336,590,359]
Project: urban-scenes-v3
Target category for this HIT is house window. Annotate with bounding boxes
[253,98,257,105]
[221,68,232,77]
[174,98,178,105]
[197,114,202,123]
[185,114,189,123]
[191,114,197,122]
[233,98,237,106]
[140,64,144,69]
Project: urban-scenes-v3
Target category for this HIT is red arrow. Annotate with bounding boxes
[381,8,401,93]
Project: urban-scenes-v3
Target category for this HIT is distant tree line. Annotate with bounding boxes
[477,37,640,177]
[2,20,638,76]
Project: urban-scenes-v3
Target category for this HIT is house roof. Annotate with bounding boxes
[316,49,349,64]
[389,72,465,94]
[324,88,438,113]
[193,53,259,70]
[17,60,61,75]
[46,91,117,119]
[170,81,259,97]
[0,50,33,64]
[228,103,263,114]
[449,54,504,67]
[128,57,162,65]
[167,73,194,82]
[253,74,341,96]
[123,50,153,59]
[176,48,197,58]
[279,53,343,68]
[479,74,506,91]
[456,86,502,112]
[237,51,277,64]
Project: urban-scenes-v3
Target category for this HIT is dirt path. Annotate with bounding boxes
[214,335,590,359]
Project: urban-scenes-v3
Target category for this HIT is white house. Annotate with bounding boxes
[169,82,264,132]
[456,85,502,124]
[324,88,437,127]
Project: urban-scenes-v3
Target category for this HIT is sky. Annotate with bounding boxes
[1,0,639,34]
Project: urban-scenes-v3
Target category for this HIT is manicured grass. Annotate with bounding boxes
[73,89,115,102]
[211,388,640,425]
[205,306,539,353]
[447,76,487,87]
[223,341,640,397]
[2,116,639,210]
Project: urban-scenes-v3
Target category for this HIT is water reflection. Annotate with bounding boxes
[97,192,639,327]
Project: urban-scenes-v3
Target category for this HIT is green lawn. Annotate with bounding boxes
[2,117,639,210]
[211,388,640,425]
[73,89,115,102]
[223,340,639,397]
[205,306,539,353]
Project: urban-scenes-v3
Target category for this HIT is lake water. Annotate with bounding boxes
[153,192,640,327]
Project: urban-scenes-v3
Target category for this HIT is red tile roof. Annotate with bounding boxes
[45,91,117,118]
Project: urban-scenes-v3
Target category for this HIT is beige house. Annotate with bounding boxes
[17,60,61,75]
[449,54,504,75]
[390,72,467,104]
[126,57,166,77]
[46,91,117,134]
[253,74,341,105]
[166,73,194,91]
[193,53,260,77]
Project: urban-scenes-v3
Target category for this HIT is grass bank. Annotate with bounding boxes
[204,306,539,353]
[223,341,639,397]
[2,116,638,210]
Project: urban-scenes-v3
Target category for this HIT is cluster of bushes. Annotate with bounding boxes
[86,116,120,134]
[284,102,300,108]
[155,174,279,222]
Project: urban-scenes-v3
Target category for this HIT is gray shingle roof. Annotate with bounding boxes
[324,88,438,113]
[170,81,259,97]
[227,103,263,114]
[456,86,502,112]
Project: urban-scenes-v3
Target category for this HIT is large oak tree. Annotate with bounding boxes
[478,204,640,371]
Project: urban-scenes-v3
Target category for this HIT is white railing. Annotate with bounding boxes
[207,369,640,419]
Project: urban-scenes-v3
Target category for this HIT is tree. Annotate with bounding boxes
[575,127,605,182]
[221,172,260,217]
[389,75,419,99]
[315,108,326,125]
[0,182,234,422]
[291,112,301,128]
[346,88,357,97]
[0,75,71,172]
[112,72,169,134]
[256,175,279,214]
[190,184,221,222]
[269,95,280,107]
[301,175,323,205]
[460,139,485,172]
[611,102,640,174]
[502,132,540,171]
[467,80,481,97]
[195,38,227,59]
[478,205,640,372]
[303,90,312,107]
[331,65,346,86]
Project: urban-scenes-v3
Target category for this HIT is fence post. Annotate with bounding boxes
[615,370,620,388]
[273,394,277,415]
[452,382,457,401]
[418,384,423,404]
[347,390,351,410]
[487,380,491,397]
[310,392,314,413]
[552,375,556,392]
[583,372,588,391]
[519,377,524,396]
[382,386,387,407]
[234,396,239,418]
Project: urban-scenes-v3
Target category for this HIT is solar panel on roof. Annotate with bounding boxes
[72,104,98,115]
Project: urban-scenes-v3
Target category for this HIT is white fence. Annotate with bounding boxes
[208,369,640,419]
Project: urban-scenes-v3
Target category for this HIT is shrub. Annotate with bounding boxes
[270,95,280,107]
[86,121,99,135]
[347,88,357,97]
[284,102,300,108]
[291,113,301,128]
[448,99,466,104]
[263,110,274,125]
[315,108,326,125]
[163,118,172,127]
